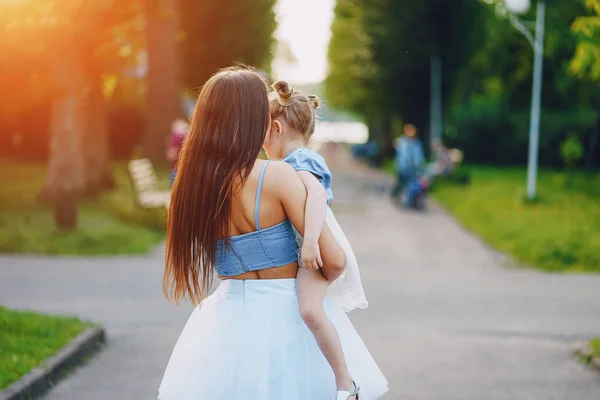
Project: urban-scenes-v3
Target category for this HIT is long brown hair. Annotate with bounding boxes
[164,67,270,304]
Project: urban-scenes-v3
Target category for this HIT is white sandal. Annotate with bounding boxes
[336,381,360,400]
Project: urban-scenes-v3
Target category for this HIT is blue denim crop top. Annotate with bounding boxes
[215,161,299,277]
[283,147,333,205]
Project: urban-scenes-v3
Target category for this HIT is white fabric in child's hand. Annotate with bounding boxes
[294,207,369,312]
[324,207,369,312]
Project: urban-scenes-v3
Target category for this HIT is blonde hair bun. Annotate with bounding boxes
[308,95,320,110]
[272,80,292,100]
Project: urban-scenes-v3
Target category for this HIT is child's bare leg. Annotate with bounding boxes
[297,267,354,392]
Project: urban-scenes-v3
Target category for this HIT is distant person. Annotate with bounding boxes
[166,119,189,184]
[426,138,453,177]
[391,124,424,199]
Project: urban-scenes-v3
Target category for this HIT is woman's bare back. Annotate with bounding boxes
[222,160,299,280]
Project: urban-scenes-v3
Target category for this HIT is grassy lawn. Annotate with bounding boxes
[577,337,600,365]
[0,161,167,255]
[431,166,600,272]
[0,306,90,389]
[590,338,600,357]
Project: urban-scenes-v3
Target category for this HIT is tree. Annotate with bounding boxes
[0,0,140,229]
[570,0,600,81]
[454,0,600,166]
[325,0,380,137]
[178,0,277,89]
[143,0,181,164]
[560,133,584,185]
[570,0,600,168]
[326,0,487,152]
[329,0,600,166]
[138,0,277,164]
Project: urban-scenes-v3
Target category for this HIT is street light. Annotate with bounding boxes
[505,0,531,15]
[504,0,546,200]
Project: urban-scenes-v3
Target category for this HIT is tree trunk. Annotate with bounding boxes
[81,70,115,197]
[380,116,394,157]
[366,115,377,143]
[39,46,86,231]
[144,0,181,165]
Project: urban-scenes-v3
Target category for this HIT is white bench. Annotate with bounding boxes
[127,158,170,208]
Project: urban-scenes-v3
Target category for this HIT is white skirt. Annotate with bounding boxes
[158,279,388,400]
[296,207,369,312]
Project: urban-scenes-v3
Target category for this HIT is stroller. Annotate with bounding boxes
[399,172,430,211]
[395,148,464,211]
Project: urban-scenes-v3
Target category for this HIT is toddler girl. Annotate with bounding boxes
[263,80,369,400]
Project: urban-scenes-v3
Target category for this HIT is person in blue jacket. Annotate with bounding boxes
[391,124,424,199]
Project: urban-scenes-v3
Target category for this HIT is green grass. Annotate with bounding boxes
[591,338,600,358]
[0,161,167,255]
[578,337,600,365]
[0,306,90,389]
[431,166,600,272]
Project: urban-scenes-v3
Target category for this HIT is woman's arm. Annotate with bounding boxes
[296,171,328,270]
[271,162,346,281]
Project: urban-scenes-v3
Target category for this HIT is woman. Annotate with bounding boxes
[158,67,388,400]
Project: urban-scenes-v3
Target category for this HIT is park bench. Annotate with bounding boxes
[127,158,171,208]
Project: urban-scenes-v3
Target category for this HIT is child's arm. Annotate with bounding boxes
[297,171,328,271]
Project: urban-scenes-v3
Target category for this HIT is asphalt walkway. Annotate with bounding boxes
[1,147,599,399]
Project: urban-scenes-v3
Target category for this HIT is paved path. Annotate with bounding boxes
[1,147,600,399]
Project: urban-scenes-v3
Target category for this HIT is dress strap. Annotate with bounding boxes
[254,161,271,230]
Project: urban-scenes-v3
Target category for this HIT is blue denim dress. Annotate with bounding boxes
[283,147,333,205]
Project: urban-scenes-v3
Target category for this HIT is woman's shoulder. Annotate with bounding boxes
[260,160,303,197]
[264,160,297,181]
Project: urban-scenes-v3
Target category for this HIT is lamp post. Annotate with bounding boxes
[504,0,546,200]
[430,54,442,149]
